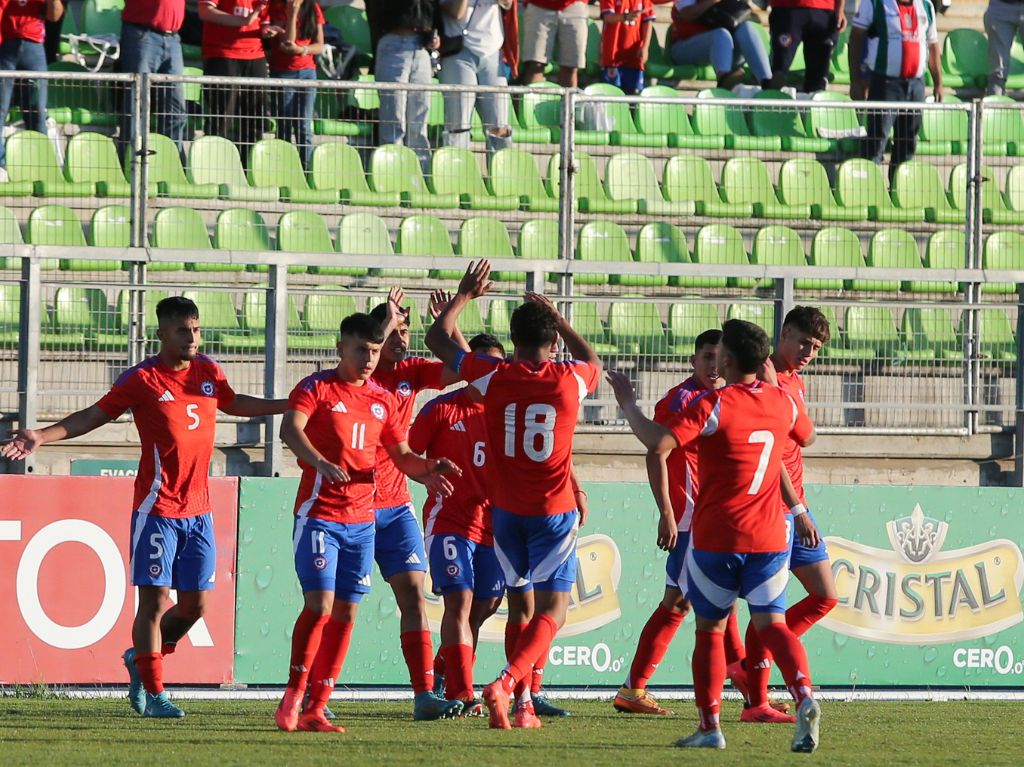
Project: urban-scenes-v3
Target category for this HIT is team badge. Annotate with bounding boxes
[371,403,386,420]
[313,555,328,571]
[200,381,215,396]
[149,564,162,577]
[396,381,413,397]
[446,564,460,577]
[779,33,793,48]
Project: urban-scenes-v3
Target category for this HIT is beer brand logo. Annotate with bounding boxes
[822,504,1024,644]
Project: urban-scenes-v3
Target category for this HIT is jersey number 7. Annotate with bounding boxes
[747,430,774,495]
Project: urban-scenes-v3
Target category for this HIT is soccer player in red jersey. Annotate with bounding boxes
[608,319,823,753]
[741,306,836,723]
[2,296,288,718]
[275,310,462,733]
[426,260,603,730]
[407,333,508,716]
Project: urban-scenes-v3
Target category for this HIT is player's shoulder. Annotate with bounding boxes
[112,356,161,387]
[364,377,402,406]
[661,377,709,412]
[401,356,442,372]
[419,386,464,417]
[296,369,336,393]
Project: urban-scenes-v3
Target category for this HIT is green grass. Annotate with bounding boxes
[0,698,1021,766]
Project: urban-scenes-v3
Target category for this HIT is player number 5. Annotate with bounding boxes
[186,403,200,431]
[747,430,774,495]
[149,533,164,559]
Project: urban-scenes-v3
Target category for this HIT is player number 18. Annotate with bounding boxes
[503,403,556,462]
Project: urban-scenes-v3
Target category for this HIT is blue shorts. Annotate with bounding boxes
[601,66,645,94]
[790,510,830,570]
[374,503,428,579]
[685,547,791,620]
[293,515,375,602]
[427,533,506,600]
[492,507,579,593]
[664,531,691,592]
[130,511,216,591]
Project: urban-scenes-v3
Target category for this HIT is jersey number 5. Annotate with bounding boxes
[186,403,200,431]
[503,403,556,462]
[747,430,774,495]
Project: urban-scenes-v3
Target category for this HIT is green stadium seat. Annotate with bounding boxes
[1005,165,1024,216]
[720,157,810,220]
[304,289,361,339]
[837,305,899,360]
[323,5,372,64]
[576,220,667,287]
[486,298,514,336]
[982,230,1024,295]
[370,144,459,209]
[778,158,866,221]
[577,83,640,146]
[53,286,107,350]
[692,88,782,151]
[636,85,723,149]
[152,206,242,272]
[918,94,967,156]
[335,212,393,279]
[636,222,690,286]
[88,205,133,275]
[603,153,694,216]
[0,205,22,271]
[489,149,558,212]
[848,228,920,292]
[396,214,451,279]
[65,133,130,197]
[469,90,515,143]
[668,303,721,356]
[46,60,116,125]
[570,301,619,356]
[248,138,337,203]
[975,308,1016,362]
[836,159,924,222]
[661,154,752,218]
[891,160,962,224]
[517,218,559,272]
[6,131,93,197]
[941,29,987,89]
[981,95,1024,157]
[457,217,520,281]
[901,307,960,362]
[726,303,775,339]
[314,74,377,138]
[800,227,864,291]
[517,82,562,143]
[182,289,242,345]
[27,205,103,271]
[230,288,333,351]
[215,208,271,252]
[0,282,21,346]
[1008,38,1024,90]
[309,141,399,207]
[693,224,755,289]
[141,133,218,199]
[187,135,278,202]
[431,147,518,211]
[804,91,864,153]
[275,210,339,276]
[830,28,850,84]
[948,164,1024,225]
[546,152,636,214]
[608,301,667,355]
[750,225,806,289]
[905,229,966,294]
[750,90,830,153]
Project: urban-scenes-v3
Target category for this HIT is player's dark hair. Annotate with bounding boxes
[339,312,385,343]
[693,328,722,353]
[509,301,558,349]
[783,305,831,344]
[369,301,409,328]
[468,333,505,356]
[720,319,770,375]
[156,296,199,323]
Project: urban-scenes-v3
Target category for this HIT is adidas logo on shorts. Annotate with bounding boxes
[358,574,372,586]
[405,553,421,565]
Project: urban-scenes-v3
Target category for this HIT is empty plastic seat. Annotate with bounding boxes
[720,157,810,219]
[64,132,131,197]
[152,206,241,272]
[836,159,924,222]
[800,227,864,291]
[315,73,378,137]
[608,301,667,354]
[604,153,694,216]
[1005,165,1024,215]
[975,308,1016,361]
[305,289,362,338]
[750,225,807,288]
[7,131,93,196]
[804,91,865,154]
[726,303,775,339]
[692,88,782,151]
[577,83,640,146]
[941,29,987,89]
[248,138,337,203]
[214,208,271,252]
[891,160,962,223]
[547,152,636,214]
[181,289,242,343]
[430,147,518,211]
[750,90,830,153]
[486,298,514,336]
[87,205,132,275]
[53,287,108,349]
[778,158,867,221]
[323,5,372,62]
[692,224,755,289]
[905,229,966,294]
[636,222,690,286]
[570,302,618,355]
[841,305,900,360]
[577,220,667,287]
[948,164,1024,225]
[308,142,397,207]
[668,303,721,356]
[517,218,559,263]
[0,282,21,346]
[661,154,752,218]
[370,144,459,209]
[981,95,1024,156]
[457,217,519,280]
[982,230,1024,294]
[27,205,102,271]
[396,214,452,279]
[188,135,278,202]
[334,212,393,279]
[142,133,218,199]
[901,307,960,361]
[230,289,333,351]
[917,94,968,156]
[275,210,345,276]
[489,149,558,212]
[517,83,562,143]
[636,85,723,149]
[849,228,921,292]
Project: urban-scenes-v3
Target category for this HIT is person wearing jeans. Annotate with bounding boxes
[118,20,188,158]
[439,0,513,154]
[0,0,64,167]
[985,0,1024,95]
[668,0,772,89]
[269,0,323,169]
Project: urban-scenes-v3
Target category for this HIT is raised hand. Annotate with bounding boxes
[758,355,778,386]
[428,289,453,320]
[457,260,493,300]
[523,291,563,322]
[1,429,43,460]
[605,369,637,408]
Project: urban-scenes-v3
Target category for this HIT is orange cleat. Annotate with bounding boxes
[275,688,303,732]
[771,699,792,714]
[740,703,796,724]
[482,681,512,730]
[512,701,543,729]
[612,687,674,716]
[726,661,750,702]
[296,710,346,733]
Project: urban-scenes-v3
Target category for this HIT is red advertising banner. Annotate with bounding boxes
[0,476,238,684]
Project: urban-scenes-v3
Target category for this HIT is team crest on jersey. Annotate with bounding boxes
[149,564,162,577]
[446,564,460,577]
[313,555,328,571]
[371,403,386,420]
[200,381,215,397]
[396,381,413,397]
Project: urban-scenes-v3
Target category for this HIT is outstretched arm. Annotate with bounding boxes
[606,370,678,453]
[524,292,602,370]
[386,441,462,497]
[645,450,678,552]
[425,260,493,371]
[220,394,290,417]
[2,405,111,460]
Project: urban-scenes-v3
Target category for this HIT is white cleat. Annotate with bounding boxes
[792,697,821,753]
[676,727,726,749]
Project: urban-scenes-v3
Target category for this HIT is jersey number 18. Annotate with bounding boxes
[503,403,556,462]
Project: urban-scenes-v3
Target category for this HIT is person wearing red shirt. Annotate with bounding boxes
[609,318,821,753]
[668,0,772,89]
[275,308,462,733]
[426,261,603,730]
[599,0,655,94]
[268,0,323,168]
[766,0,846,93]
[0,0,64,167]
[1,296,288,719]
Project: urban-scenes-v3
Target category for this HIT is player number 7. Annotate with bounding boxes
[747,430,774,495]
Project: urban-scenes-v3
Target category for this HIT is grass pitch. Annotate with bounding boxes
[0,697,1020,767]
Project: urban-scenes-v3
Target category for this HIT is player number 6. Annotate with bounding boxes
[443,536,458,561]
[472,441,485,467]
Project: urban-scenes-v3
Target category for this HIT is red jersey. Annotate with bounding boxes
[201,0,269,60]
[370,357,444,509]
[456,351,600,517]
[122,0,186,34]
[776,369,809,507]
[407,387,492,546]
[600,0,656,68]
[288,371,403,524]
[772,0,836,10]
[653,376,708,531]
[95,354,236,519]
[664,381,813,553]
[267,0,323,71]
[2,0,48,44]
[527,0,583,10]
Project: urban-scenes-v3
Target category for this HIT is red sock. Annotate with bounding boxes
[135,651,164,695]
[743,620,771,708]
[625,604,684,689]
[724,612,745,666]
[442,643,475,700]
[756,623,813,704]
[401,630,435,694]
[287,608,330,692]
[160,642,177,657]
[501,615,558,695]
[433,649,446,681]
[307,619,354,710]
[505,622,529,699]
[692,630,725,732]
[786,595,839,637]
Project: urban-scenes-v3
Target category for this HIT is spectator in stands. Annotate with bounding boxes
[668,0,772,89]
[849,0,941,182]
[200,0,281,167]
[599,0,656,94]
[439,0,514,153]
[0,0,64,167]
[118,0,189,158]
[520,0,590,87]
[269,0,324,169]
[766,0,845,92]
[373,0,440,170]
[984,0,1024,95]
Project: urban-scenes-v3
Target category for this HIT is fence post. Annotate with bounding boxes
[963,99,984,435]
[1015,284,1024,486]
[263,264,288,476]
[127,73,150,368]
[774,276,795,344]
[14,256,41,474]
[557,87,577,311]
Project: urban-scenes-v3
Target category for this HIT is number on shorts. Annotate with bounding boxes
[503,403,556,462]
[472,441,485,467]
[351,423,366,450]
[747,430,774,495]
[186,403,200,431]
[443,536,458,561]
[149,533,164,559]
[313,530,326,555]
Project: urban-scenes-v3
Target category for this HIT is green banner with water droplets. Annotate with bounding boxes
[233,480,1024,687]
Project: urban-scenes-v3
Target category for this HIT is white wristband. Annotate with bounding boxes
[790,503,808,517]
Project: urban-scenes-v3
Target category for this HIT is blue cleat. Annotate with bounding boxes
[676,727,727,749]
[303,690,337,720]
[533,695,571,717]
[143,692,185,718]
[413,691,463,721]
[122,648,146,715]
[792,697,821,753]
[433,673,445,697]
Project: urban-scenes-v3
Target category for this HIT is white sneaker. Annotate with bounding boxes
[792,697,821,753]
[676,727,726,749]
